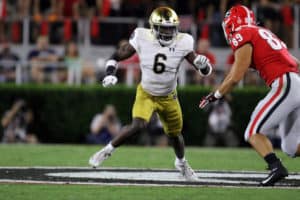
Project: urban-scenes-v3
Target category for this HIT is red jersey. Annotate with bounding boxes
[229,25,298,86]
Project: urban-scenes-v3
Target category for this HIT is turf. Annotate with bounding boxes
[0,144,300,200]
[0,184,299,200]
[0,144,299,171]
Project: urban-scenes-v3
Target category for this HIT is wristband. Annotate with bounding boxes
[214,90,222,99]
[105,59,118,75]
[106,59,117,68]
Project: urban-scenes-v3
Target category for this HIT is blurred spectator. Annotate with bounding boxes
[0,41,20,82]
[194,0,214,23]
[175,0,193,33]
[0,0,6,42]
[204,96,238,147]
[64,41,96,84]
[86,105,121,144]
[31,0,60,21]
[58,0,80,18]
[109,0,122,16]
[32,0,54,17]
[17,0,30,18]
[30,0,63,44]
[82,0,102,17]
[280,0,294,48]
[27,35,60,83]
[256,0,281,35]
[1,99,38,144]
[197,38,216,65]
[192,38,216,86]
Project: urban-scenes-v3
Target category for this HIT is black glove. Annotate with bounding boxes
[199,92,218,109]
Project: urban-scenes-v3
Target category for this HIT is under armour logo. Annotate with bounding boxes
[169,47,175,52]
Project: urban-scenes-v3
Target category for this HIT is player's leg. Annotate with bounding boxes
[279,106,300,157]
[88,118,147,167]
[169,134,185,159]
[110,118,147,147]
[245,73,296,186]
[89,84,154,167]
[296,145,300,156]
[248,134,274,157]
[157,92,198,181]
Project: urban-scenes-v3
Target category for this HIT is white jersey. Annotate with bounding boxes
[129,28,194,96]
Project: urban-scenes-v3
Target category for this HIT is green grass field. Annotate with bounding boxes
[0,144,299,200]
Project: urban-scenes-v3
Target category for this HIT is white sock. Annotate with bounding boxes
[176,157,186,163]
[105,142,115,152]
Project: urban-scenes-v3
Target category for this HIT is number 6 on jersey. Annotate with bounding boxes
[153,53,167,74]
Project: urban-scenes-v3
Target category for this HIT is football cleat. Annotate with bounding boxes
[260,161,288,186]
[175,159,198,181]
[88,146,113,168]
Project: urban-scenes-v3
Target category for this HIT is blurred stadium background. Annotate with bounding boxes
[1,0,300,146]
[1,0,300,199]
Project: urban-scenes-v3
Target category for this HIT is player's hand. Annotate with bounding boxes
[199,92,218,109]
[194,55,211,70]
[102,75,118,87]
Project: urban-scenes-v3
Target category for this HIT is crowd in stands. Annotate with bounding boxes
[0,0,296,45]
[0,0,297,85]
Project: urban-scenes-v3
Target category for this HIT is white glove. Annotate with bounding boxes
[194,55,210,70]
[102,75,118,87]
[194,55,212,76]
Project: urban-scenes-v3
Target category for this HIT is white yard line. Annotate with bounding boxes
[0,167,299,188]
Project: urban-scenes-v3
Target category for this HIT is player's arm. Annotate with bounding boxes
[216,44,252,94]
[105,42,136,75]
[102,42,136,87]
[1,101,25,127]
[185,51,212,76]
[199,44,252,108]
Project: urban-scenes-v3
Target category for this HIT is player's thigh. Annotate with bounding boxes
[245,73,297,141]
[157,98,183,137]
[132,85,154,122]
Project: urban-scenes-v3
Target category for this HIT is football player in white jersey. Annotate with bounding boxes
[89,7,212,181]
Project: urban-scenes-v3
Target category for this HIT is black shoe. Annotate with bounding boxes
[260,161,288,186]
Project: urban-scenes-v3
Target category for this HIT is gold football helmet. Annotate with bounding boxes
[149,7,180,46]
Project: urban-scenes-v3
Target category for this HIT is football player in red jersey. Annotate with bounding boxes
[199,5,300,186]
